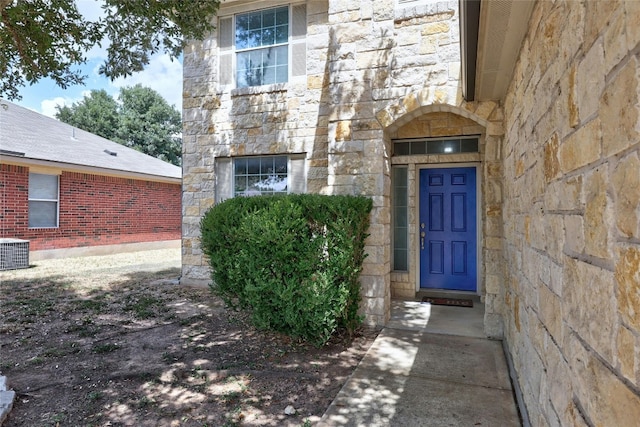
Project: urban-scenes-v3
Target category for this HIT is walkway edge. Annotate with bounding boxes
[317,334,378,427]
[502,340,531,427]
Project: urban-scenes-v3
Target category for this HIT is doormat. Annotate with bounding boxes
[421,297,474,308]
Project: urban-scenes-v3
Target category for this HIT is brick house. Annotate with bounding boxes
[0,100,181,260]
[182,0,640,423]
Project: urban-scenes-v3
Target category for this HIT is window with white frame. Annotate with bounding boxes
[235,6,289,87]
[28,173,59,228]
[218,4,307,88]
[234,156,288,196]
[215,155,306,203]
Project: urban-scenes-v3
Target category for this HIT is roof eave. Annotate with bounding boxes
[460,0,536,103]
[0,155,182,184]
[460,0,481,102]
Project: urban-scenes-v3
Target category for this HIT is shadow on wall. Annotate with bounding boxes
[313,24,397,196]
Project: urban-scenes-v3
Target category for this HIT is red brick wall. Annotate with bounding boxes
[1,164,181,251]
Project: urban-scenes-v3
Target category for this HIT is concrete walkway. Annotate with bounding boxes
[319,299,522,426]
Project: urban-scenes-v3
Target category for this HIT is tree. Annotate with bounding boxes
[56,85,182,166]
[0,0,220,100]
[56,89,119,141]
[116,85,182,166]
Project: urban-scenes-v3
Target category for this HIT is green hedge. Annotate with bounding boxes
[200,194,372,346]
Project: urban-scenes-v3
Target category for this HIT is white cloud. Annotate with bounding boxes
[21,1,183,117]
[76,1,183,112]
[40,91,91,118]
[40,97,69,118]
[76,0,109,60]
[76,0,105,22]
[110,54,183,112]
[85,42,110,62]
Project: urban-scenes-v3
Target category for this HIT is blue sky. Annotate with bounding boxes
[16,55,184,118]
[13,1,184,118]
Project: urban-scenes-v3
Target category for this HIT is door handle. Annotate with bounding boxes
[420,231,425,250]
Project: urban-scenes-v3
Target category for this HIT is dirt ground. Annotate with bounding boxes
[0,249,377,426]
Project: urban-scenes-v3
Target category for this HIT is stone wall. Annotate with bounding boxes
[182,0,504,330]
[501,1,640,424]
[181,0,334,286]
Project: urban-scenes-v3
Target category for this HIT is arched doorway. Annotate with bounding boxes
[377,99,505,337]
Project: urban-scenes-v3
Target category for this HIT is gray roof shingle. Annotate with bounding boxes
[0,99,181,180]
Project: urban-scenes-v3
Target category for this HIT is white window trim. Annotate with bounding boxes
[28,173,60,229]
[234,5,291,89]
[217,0,292,17]
[232,155,289,197]
[218,2,307,91]
[215,154,306,203]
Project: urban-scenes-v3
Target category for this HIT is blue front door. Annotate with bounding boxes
[419,167,477,291]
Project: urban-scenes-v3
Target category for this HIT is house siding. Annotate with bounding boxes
[1,164,181,251]
[501,1,640,425]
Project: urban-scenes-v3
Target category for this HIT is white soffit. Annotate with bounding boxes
[475,0,535,101]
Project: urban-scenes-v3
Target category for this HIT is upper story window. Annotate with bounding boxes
[218,4,307,89]
[28,172,59,228]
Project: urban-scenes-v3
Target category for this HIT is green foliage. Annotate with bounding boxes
[0,0,99,100]
[200,194,372,346]
[0,0,221,100]
[56,89,120,141]
[116,85,182,165]
[56,85,182,165]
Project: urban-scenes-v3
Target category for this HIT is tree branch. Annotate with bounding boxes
[0,0,12,12]
[0,6,40,74]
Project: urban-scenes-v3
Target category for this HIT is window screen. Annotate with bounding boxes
[29,173,59,228]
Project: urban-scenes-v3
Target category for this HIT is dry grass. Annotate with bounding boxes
[0,249,376,426]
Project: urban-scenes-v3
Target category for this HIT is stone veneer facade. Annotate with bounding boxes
[500,1,640,425]
[182,0,504,331]
[183,0,640,423]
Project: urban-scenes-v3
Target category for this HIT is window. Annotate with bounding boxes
[392,167,409,271]
[215,155,306,203]
[28,173,59,228]
[234,156,288,196]
[394,137,479,156]
[235,6,289,87]
[218,4,307,88]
